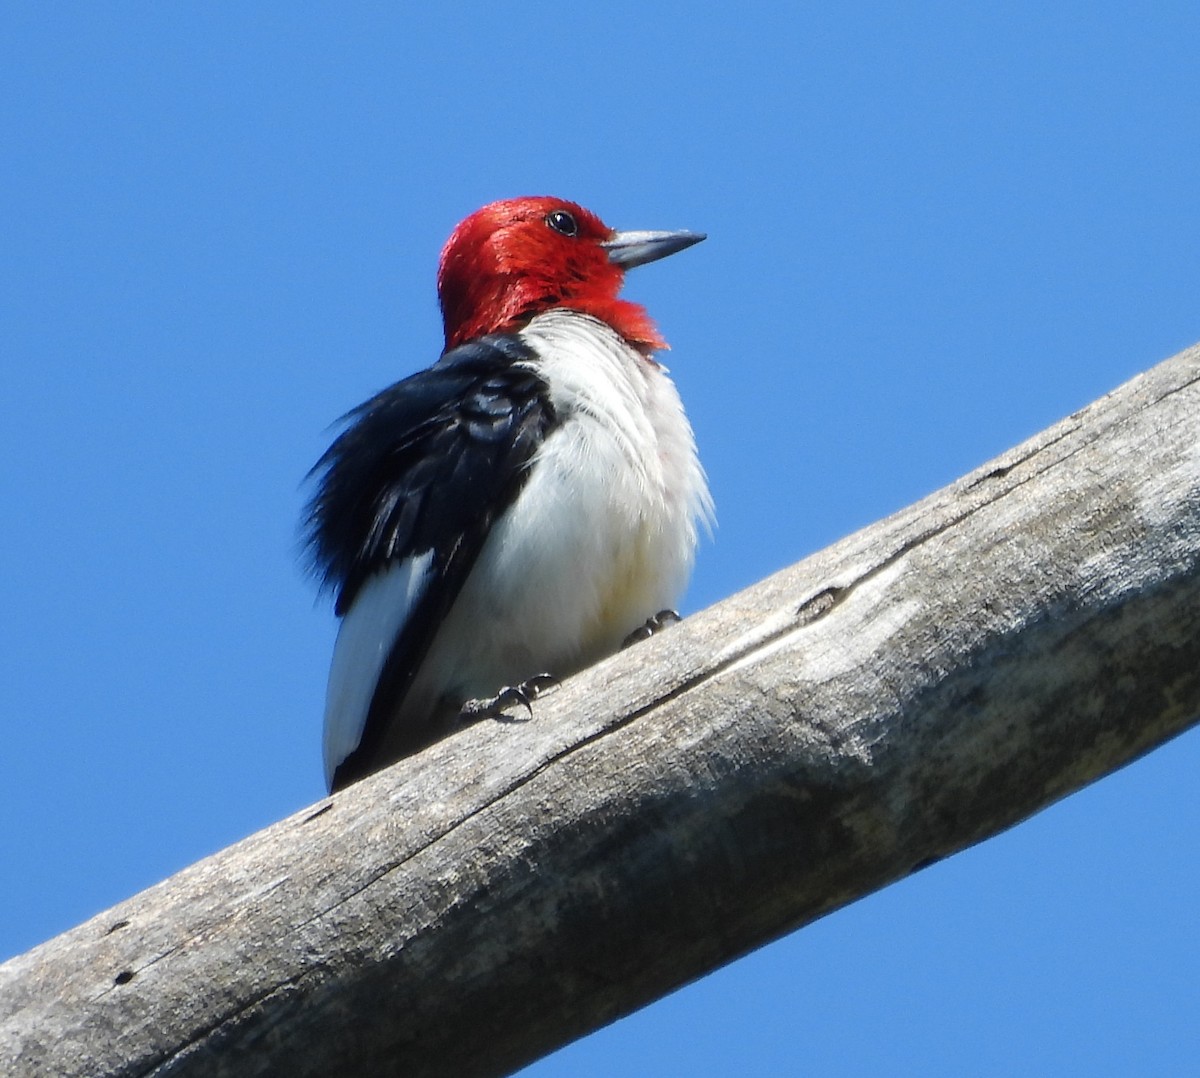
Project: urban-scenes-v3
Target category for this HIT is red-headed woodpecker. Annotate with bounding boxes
[305,197,711,792]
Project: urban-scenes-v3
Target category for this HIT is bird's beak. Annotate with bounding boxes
[602,228,706,269]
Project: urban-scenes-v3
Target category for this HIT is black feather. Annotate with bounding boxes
[305,334,557,612]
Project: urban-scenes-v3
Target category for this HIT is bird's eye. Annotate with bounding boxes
[545,210,579,237]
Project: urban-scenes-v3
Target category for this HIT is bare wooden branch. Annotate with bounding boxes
[3,343,1200,1078]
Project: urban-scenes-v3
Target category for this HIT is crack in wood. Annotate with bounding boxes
[135,972,313,1078]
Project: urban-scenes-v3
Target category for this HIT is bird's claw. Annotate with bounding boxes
[621,609,681,649]
[462,673,558,723]
[493,673,558,717]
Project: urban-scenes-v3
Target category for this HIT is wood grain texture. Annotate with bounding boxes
[3,343,1199,1078]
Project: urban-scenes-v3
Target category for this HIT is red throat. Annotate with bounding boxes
[437,197,667,353]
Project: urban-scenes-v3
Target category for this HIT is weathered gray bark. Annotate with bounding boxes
[2,343,1199,1078]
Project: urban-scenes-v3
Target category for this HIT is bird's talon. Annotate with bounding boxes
[522,673,559,698]
[622,609,681,649]
[493,685,534,718]
[465,674,558,723]
[652,609,681,630]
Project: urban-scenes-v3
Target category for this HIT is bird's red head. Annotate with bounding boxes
[437,196,703,352]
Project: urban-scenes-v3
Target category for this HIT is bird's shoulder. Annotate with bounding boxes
[305,333,560,615]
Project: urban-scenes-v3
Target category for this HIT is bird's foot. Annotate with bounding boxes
[460,674,559,724]
[621,609,681,649]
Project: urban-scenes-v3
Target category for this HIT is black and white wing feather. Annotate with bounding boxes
[305,334,558,790]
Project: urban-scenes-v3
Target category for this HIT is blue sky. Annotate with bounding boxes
[3,4,1199,1074]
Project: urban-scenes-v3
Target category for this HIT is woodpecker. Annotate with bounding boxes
[305,196,711,792]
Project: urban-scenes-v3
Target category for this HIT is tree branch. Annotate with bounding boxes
[3,343,1200,1078]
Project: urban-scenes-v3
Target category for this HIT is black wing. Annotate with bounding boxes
[304,333,558,787]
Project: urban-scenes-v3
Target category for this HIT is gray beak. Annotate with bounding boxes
[602,228,706,269]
